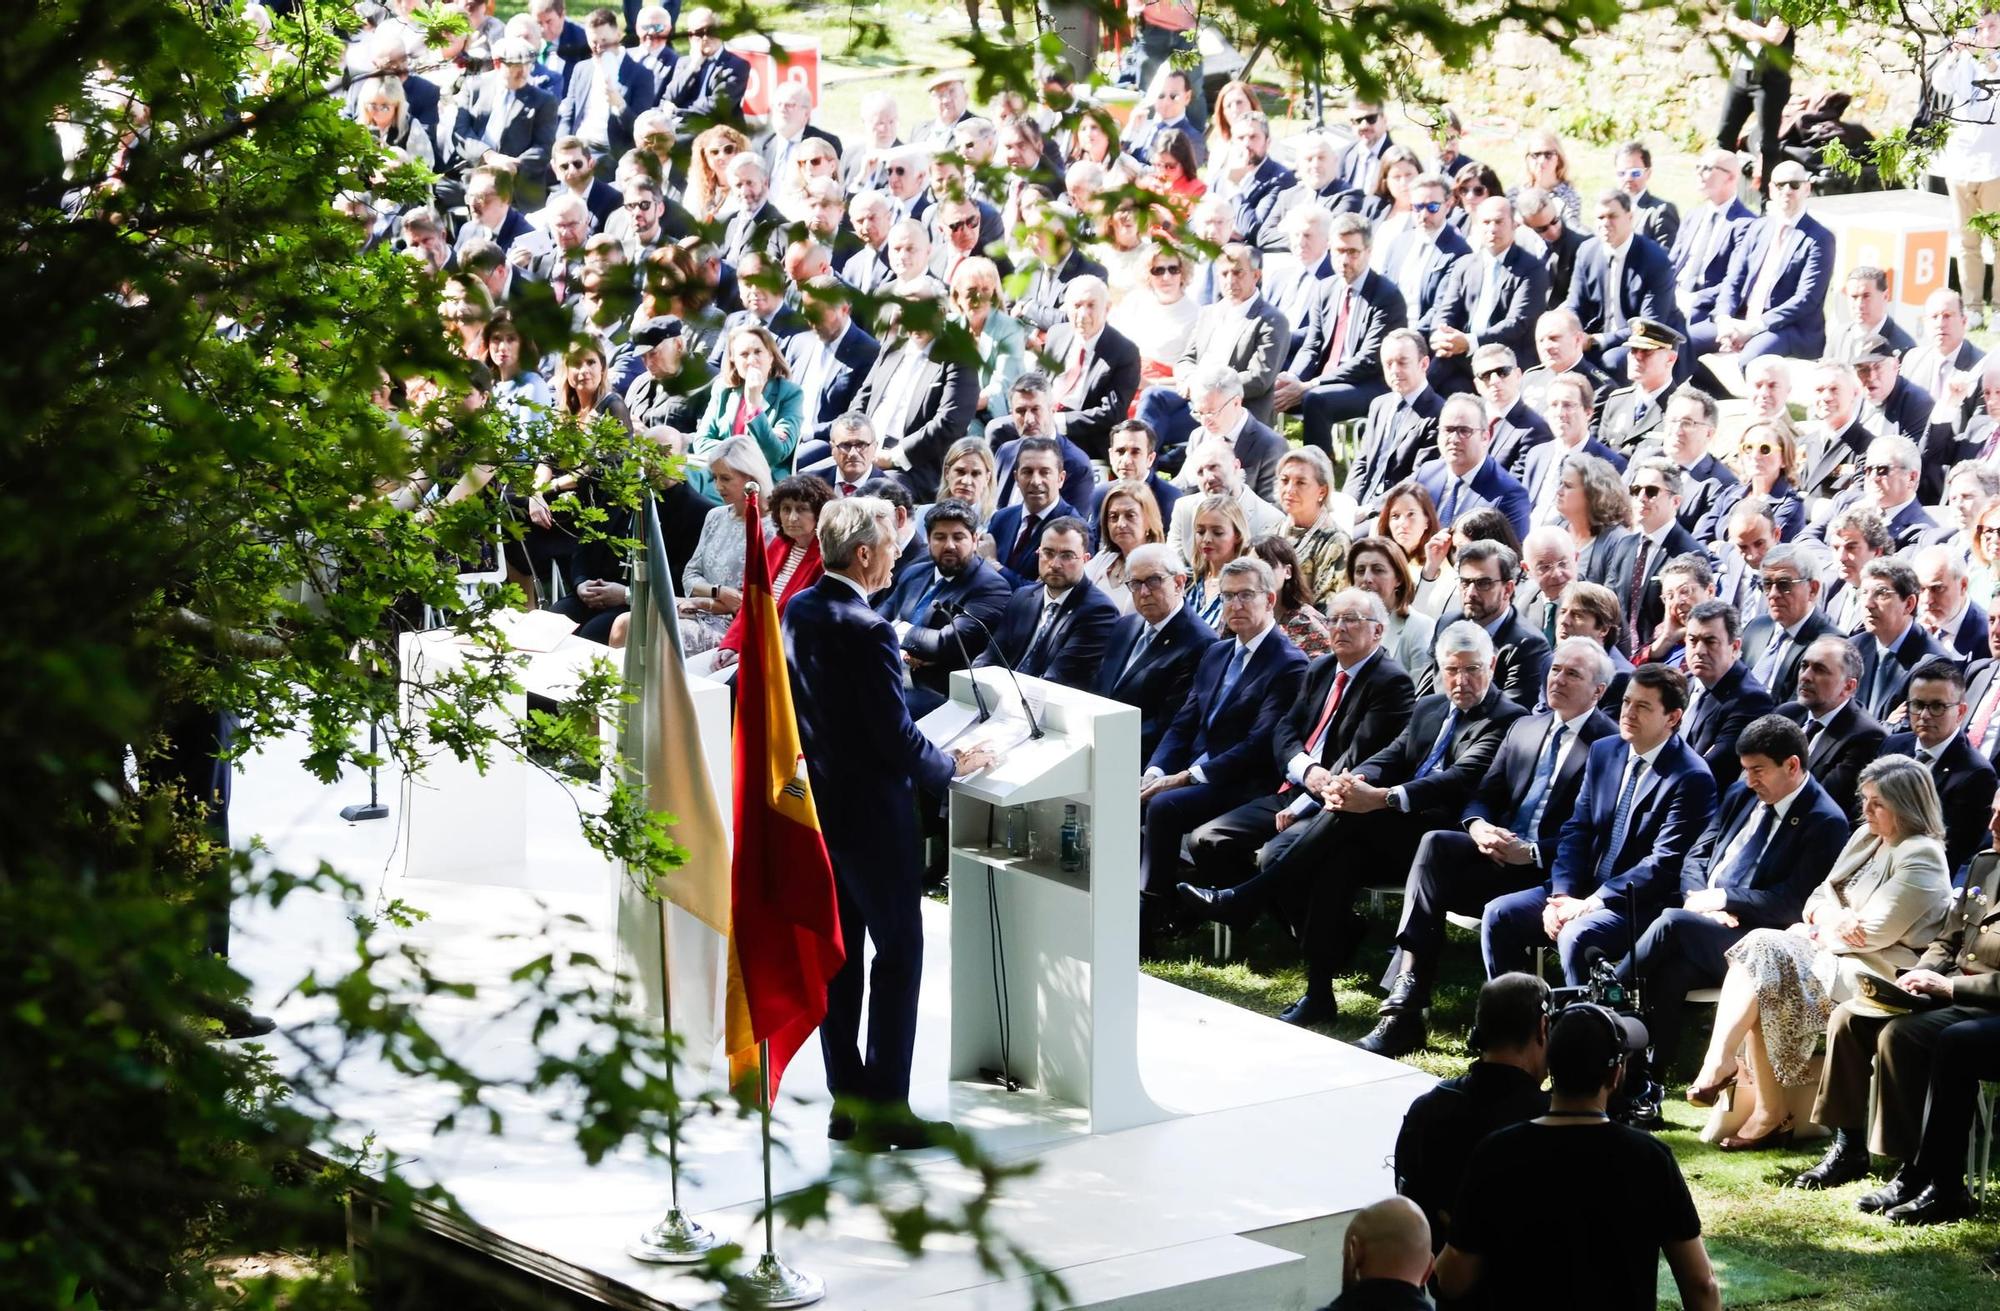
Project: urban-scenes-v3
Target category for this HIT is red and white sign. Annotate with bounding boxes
[726,34,821,117]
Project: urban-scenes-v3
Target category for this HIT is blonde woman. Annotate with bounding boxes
[687,125,751,225]
[1086,480,1166,613]
[1511,129,1581,227]
[950,257,1025,436]
[940,437,998,525]
[1187,493,1252,631]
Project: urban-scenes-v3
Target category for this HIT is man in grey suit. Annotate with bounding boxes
[455,38,561,207]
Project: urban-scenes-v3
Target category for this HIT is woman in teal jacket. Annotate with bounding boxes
[682,323,804,497]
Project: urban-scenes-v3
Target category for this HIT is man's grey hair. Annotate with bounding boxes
[1912,542,1971,583]
[1806,632,1864,683]
[849,189,893,217]
[1189,362,1246,401]
[1513,185,1553,219]
[1864,433,1922,474]
[1325,586,1390,627]
[830,411,876,445]
[888,216,930,245]
[818,495,895,569]
[1829,505,1893,553]
[1436,619,1497,664]
[1471,343,1519,373]
[1523,524,1575,559]
[1596,187,1634,213]
[1759,542,1817,580]
[1554,634,1614,689]
[1218,555,1276,593]
[547,190,590,221]
[1948,460,2000,498]
[1126,542,1188,577]
[1064,274,1110,303]
[1329,211,1373,245]
[1284,204,1334,237]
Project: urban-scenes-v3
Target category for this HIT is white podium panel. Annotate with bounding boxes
[396,627,621,892]
[927,668,1167,1134]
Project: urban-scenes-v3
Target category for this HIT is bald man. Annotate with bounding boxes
[1318,1196,1434,1310]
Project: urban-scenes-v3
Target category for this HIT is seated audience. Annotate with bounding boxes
[1348,536,1436,685]
[676,435,769,653]
[713,475,833,665]
[1271,447,1351,608]
[1092,543,1220,763]
[876,497,1013,716]
[1778,634,1889,822]
[1881,656,2000,877]
[973,513,1117,687]
[1250,536,1333,659]
[1085,479,1167,613]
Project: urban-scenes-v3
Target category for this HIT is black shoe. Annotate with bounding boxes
[1278,993,1337,1027]
[855,1114,955,1153]
[827,1111,857,1142]
[1377,971,1424,1016]
[1791,1130,1871,1190]
[1175,882,1251,928]
[1887,1181,1979,1226]
[1616,1082,1667,1133]
[1857,1168,1922,1214]
[1353,1010,1427,1057]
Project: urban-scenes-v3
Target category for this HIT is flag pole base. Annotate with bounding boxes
[627,1207,719,1264]
[731,1252,825,1307]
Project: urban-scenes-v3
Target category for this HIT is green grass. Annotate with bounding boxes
[1143,902,2000,1308]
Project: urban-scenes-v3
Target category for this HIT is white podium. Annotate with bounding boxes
[927,667,1168,1135]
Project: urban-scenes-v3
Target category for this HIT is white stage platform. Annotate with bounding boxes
[230,736,1432,1310]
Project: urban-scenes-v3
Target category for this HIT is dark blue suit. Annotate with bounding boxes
[1093,605,1220,762]
[781,322,881,452]
[1482,732,1716,983]
[1488,401,1554,482]
[985,496,1084,588]
[1681,660,1776,790]
[1141,629,1309,895]
[1383,224,1472,333]
[1564,231,1684,373]
[990,424,1098,515]
[1415,454,1532,542]
[1669,198,1755,322]
[1294,269,1409,444]
[1692,212,1835,363]
[1428,244,1550,395]
[974,578,1119,689]
[1853,622,1949,722]
[876,557,1013,717]
[556,53,657,161]
[1521,435,1627,520]
[1885,730,2000,878]
[1617,775,1850,1081]
[1232,156,1298,251]
[664,48,751,132]
[784,575,955,1108]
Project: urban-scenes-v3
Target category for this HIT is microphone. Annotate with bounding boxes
[928,593,992,723]
[940,601,1045,739]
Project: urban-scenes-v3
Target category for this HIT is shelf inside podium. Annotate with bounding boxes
[949,844,1091,893]
[950,732,1090,806]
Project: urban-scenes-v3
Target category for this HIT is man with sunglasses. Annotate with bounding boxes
[1516,185,1587,305]
[456,37,562,208]
[1384,172,1471,340]
[754,79,840,183]
[1609,456,1704,654]
[1670,149,1755,327]
[1815,433,1937,552]
[1126,68,1207,169]
[1337,99,1396,194]
[1565,188,1683,377]
[1470,345,1553,480]
[1428,196,1549,396]
[1688,159,1833,370]
[661,6,748,139]
[1614,141,1680,250]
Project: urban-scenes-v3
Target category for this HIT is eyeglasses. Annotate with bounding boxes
[1865,463,1903,477]
[1127,573,1173,592]
[556,157,591,172]
[832,440,874,454]
[1038,548,1084,563]
[1218,588,1263,606]
[1908,699,1962,718]
[1632,484,1671,499]
[1326,612,1378,629]
[1772,179,1808,190]
[1459,183,1488,196]
[640,27,669,36]
[1440,423,1480,437]
[1529,215,1563,234]
[1761,575,1807,593]
[1350,112,1381,125]
[1981,526,2000,538]
[887,165,909,176]
[1458,575,1504,593]
[1413,200,1445,214]
[1150,264,1183,277]
[1665,417,1712,432]
[1617,168,1646,180]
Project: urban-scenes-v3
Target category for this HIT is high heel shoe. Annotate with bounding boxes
[1686,1067,1739,1108]
[1718,1115,1794,1152]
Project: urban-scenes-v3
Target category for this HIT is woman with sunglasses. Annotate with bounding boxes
[1706,419,1805,543]
[1449,161,1505,237]
[1363,146,1425,271]
[1145,129,1207,202]
[949,257,1025,439]
[687,125,751,225]
[1511,129,1581,228]
[775,138,842,223]
[1108,240,1201,389]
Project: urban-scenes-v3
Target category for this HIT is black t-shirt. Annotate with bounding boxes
[1395,1061,1550,1247]
[1448,1120,1701,1311]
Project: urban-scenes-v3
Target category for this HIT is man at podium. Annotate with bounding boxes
[787,497,994,1149]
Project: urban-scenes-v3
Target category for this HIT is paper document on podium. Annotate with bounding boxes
[950,714,1038,773]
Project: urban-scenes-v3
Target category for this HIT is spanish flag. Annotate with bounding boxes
[725,487,845,1094]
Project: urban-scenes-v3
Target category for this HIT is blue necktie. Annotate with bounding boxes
[1712,802,1777,890]
[1596,756,1648,884]
[1415,707,1462,777]
[1871,649,1898,715]
[1438,479,1460,527]
[1509,722,1568,836]
[1208,643,1251,726]
[902,573,947,623]
[1754,627,1789,688]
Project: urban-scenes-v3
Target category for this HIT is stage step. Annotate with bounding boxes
[1027,1233,1310,1310]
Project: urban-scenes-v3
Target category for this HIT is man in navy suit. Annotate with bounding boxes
[1426,197,1550,397]
[1852,337,1936,447]
[1564,188,1684,376]
[1613,715,1849,1125]
[1915,544,1990,661]
[799,413,880,497]
[1092,544,1221,762]
[1853,558,1950,723]
[1521,377,1626,525]
[1656,390,1738,538]
[455,40,562,207]
[1163,365,1287,500]
[1182,588,1417,899]
[1616,141,1681,249]
[1832,265,1918,363]
[784,276,881,453]
[557,10,657,164]
[786,498,994,1147]
[1669,148,1754,328]
[528,0,591,93]
[1041,277,1142,462]
[1226,113,1297,252]
[1887,658,2000,877]
[662,7,749,138]
[1187,621,1525,1025]
[1266,207,1339,348]
[1960,618,2000,766]
[1482,663,1718,985]
[1387,172,1472,343]
[876,498,1013,717]
[1612,457,1706,654]
[1276,212,1409,447]
[1739,544,1833,703]
[988,374,1096,512]
[1092,419,1182,527]
[1779,635,1888,821]
[982,439,1082,588]
[1342,329,1444,514]
[974,515,1117,689]
[850,292,978,502]
[1414,394,1533,541]
[1678,601,1776,789]
[1471,346,1554,480]
[1355,637,1619,1056]
[1336,99,1395,193]
[1689,160,1834,366]
[1137,557,1309,939]
[1425,540,1553,710]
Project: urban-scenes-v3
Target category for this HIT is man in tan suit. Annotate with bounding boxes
[1793,793,2000,1227]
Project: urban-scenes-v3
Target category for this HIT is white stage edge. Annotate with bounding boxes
[230,735,1431,1310]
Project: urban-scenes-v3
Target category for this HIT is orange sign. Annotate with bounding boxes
[726,36,821,116]
[1832,225,1950,308]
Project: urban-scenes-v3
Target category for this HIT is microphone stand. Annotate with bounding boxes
[933,599,992,722]
[939,602,1045,739]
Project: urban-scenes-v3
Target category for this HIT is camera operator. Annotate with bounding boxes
[1435,1004,1720,1311]
[1392,973,1552,1250]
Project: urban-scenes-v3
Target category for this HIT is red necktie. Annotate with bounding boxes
[1971,679,2000,753]
[1057,339,1087,407]
[1280,670,1349,793]
[1318,289,1355,380]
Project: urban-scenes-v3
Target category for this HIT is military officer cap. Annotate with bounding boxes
[1627,318,1686,352]
[1841,332,1898,365]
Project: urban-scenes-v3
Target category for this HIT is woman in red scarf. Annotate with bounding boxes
[713,474,835,665]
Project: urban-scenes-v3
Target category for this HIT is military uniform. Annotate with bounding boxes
[1813,849,2000,1161]
[1594,380,1676,456]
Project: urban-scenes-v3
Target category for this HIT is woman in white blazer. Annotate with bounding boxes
[1686,755,1953,1150]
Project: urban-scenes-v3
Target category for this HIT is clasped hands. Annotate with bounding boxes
[1680,887,1739,928]
[1466,818,1535,867]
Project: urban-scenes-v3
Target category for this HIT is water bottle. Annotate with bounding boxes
[1059,804,1082,872]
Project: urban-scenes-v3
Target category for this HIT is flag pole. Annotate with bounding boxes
[733,1038,824,1306]
[625,548,720,1266]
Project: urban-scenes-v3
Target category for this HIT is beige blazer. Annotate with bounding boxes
[1802,828,1953,991]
